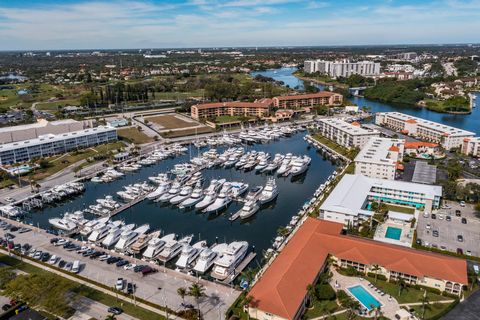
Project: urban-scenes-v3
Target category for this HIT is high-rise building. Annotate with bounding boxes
[303,59,381,78]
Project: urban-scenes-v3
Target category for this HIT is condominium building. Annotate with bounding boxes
[248,218,467,320]
[190,100,272,121]
[0,119,85,143]
[303,59,381,78]
[354,137,405,180]
[319,174,442,226]
[461,137,480,157]
[271,92,343,109]
[375,112,475,150]
[0,126,117,165]
[315,119,379,149]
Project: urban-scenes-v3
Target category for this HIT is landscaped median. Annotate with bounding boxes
[0,252,174,320]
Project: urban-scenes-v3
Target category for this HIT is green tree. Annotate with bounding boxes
[0,267,16,289]
[397,278,408,297]
[177,287,187,306]
[188,282,206,319]
[306,284,316,306]
[371,264,381,283]
[421,292,431,320]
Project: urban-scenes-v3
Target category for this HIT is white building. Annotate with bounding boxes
[354,137,405,180]
[0,126,117,165]
[319,174,442,226]
[461,137,480,157]
[375,112,475,150]
[0,119,86,143]
[304,59,381,78]
[315,119,380,149]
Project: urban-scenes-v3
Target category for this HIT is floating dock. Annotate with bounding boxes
[109,195,147,217]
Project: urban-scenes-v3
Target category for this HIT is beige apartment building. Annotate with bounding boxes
[315,118,380,149]
[190,100,272,120]
[0,119,86,143]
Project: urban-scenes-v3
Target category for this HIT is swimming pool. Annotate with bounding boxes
[385,226,402,240]
[348,285,382,310]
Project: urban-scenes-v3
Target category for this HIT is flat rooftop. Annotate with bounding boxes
[318,118,379,136]
[378,112,475,137]
[412,161,437,184]
[0,118,80,133]
[354,137,405,165]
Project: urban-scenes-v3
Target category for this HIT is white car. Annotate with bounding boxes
[460,201,466,207]
[48,255,58,265]
[4,197,15,203]
[124,263,137,270]
[115,278,125,291]
[425,224,431,229]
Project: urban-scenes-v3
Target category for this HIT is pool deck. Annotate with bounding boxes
[330,268,401,319]
[374,220,414,248]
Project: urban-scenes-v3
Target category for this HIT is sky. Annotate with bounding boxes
[0,0,479,50]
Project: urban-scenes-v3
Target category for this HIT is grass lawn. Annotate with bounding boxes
[312,134,357,160]
[410,302,454,319]
[214,115,251,124]
[0,179,16,189]
[28,141,124,180]
[35,98,81,111]
[117,127,153,144]
[146,114,198,129]
[363,275,449,304]
[160,127,213,138]
[384,204,415,214]
[304,299,343,319]
[150,89,204,100]
[0,255,165,320]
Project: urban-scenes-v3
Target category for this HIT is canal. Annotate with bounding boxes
[28,133,337,262]
[252,67,480,135]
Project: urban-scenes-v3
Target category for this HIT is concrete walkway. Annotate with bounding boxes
[329,269,400,319]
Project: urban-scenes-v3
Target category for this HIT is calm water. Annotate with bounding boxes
[253,67,480,134]
[29,133,336,259]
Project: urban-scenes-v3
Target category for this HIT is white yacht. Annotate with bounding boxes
[203,191,232,213]
[158,234,193,262]
[175,240,207,269]
[170,186,193,205]
[143,233,176,259]
[193,243,228,274]
[96,196,120,210]
[48,217,77,232]
[156,182,182,203]
[238,199,260,220]
[289,155,311,176]
[276,154,292,175]
[229,182,249,198]
[102,223,135,248]
[211,241,249,280]
[114,224,150,252]
[258,178,279,204]
[179,185,204,209]
[88,221,122,242]
[147,181,171,200]
[80,217,110,236]
[194,179,224,210]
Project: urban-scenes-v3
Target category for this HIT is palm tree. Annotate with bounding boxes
[188,282,206,319]
[371,264,381,283]
[369,305,382,320]
[421,291,431,319]
[177,287,187,306]
[306,284,316,308]
[397,278,407,297]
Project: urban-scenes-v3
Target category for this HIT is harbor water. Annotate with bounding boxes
[252,67,480,135]
[27,133,337,261]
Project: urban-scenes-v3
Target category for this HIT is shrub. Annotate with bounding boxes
[367,273,387,281]
[315,284,336,300]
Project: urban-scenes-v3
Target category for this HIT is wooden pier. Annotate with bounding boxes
[108,195,147,217]
[218,252,256,284]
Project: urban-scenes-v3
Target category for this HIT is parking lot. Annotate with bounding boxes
[416,201,480,256]
[0,219,240,320]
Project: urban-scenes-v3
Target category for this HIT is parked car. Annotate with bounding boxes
[127,282,135,294]
[108,306,123,315]
[460,201,466,207]
[141,266,157,276]
[71,260,81,273]
[457,235,464,242]
[432,230,439,237]
[446,215,451,222]
[431,214,436,219]
[116,260,129,268]
[461,218,467,224]
[115,278,125,291]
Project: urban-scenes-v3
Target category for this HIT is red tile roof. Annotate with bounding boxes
[406,119,417,124]
[405,142,439,149]
[249,218,467,320]
[193,101,272,110]
[389,145,400,152]
[351,121,361,127]
[274,92,336,101]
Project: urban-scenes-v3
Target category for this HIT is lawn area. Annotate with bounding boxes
[147,114,198,129]
[384,204,415,214]
[304,299,343,319]
[312,134,358,160]
[410,302,456,320]
[35,98,81,111]
[28,141,124,180]
[160,126,213,138]
[362,275,449,304]
[214,115,252,124]
[117,127,153,144]
[0,255,166,320]
[150,89,204,100]
[0,178,16,189]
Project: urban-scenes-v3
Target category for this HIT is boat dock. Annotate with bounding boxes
[108,195,147,217]
[219,252,256,284]
[228,211,241,221]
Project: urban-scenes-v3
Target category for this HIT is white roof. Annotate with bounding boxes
[0,119,80,133]
[354,137,404,166]
[320,174,442,217]
[0,126,116,152]
[378,112,475,137]
[388,211,414,221]
[318,118,379,136]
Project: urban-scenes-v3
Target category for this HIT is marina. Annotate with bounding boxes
[9,129,338,283]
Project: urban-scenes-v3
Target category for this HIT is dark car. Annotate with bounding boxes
[141,266,157,276]
[431,213,436,219]
[40,252,51,262]
[9,226,18,232]
[455,210,461,217]
[58,260,66,268]
[116,260,129,268]
[82,249,95,257]
[1,304,11,311]
[90,251,103,259]
[108,307,123,315]
[4,233,15,239]
[106,257,121,264]
[461,218,467,224]
[446,215,451,222]
[458,235,464,242]
[127,282,135,294]
[133,265,147,273]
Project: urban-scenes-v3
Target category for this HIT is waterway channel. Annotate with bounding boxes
[252,67,480,135]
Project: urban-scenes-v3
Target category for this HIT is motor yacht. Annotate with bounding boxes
[175,240,207,269]
[129,230,161,254]
[48,217,77,232]
[179,185,204,209]
[80,217,110,236]
[194,179,224,210]
[147,181,171,200]
[211,241,248,280]
[156,181,182,203]
[289,155,311,176]
[96,196,120,210]
[203,191,232,213]
[143,233,176,259]
[114,224,150,252]
[238,199,260,220]
[102,223,135,248]
[170,186,193,205]
[258,178,279,204]
[229,182,249,198]
[193,243,228,274]
[245,185,263,201]
[88,220,122,242]
[158,234,193,262]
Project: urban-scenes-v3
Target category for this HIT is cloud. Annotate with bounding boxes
[306,1,329,9]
